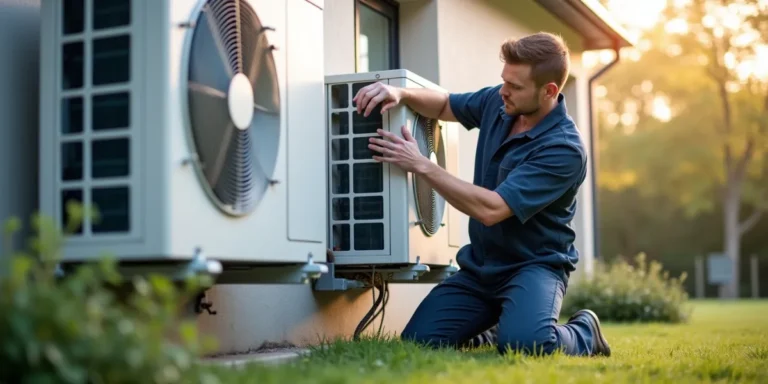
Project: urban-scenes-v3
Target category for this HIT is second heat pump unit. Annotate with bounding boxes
[325,69,463,269]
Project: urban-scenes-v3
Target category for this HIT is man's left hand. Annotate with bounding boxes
[368,125,430,174]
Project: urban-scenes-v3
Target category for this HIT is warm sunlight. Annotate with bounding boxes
[586,0,768,81]
[604,0,667,36]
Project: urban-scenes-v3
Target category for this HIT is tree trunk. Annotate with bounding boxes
[723,184,741,299]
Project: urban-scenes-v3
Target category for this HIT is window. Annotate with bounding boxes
[355,0,399,72]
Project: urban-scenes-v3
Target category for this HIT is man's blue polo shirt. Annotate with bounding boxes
[447,84,587,284]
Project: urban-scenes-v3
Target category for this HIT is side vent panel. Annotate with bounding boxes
[327,81,390,256]
[58,0,136,238]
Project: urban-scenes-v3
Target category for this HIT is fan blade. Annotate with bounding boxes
[189,6,234,92]
[431,123,441,155]
[234,0,243,72]
[238,3,265,88]
[188,84,235,188]
[214,129,255,210]
[249,101,281,185]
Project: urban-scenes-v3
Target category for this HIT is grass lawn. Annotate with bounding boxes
[202,300,768,383]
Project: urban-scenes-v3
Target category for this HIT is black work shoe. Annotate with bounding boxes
[568,309,611,357]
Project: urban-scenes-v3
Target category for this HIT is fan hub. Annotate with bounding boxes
[227,73,255,130]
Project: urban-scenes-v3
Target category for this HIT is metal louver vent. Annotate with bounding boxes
[59,0,133,236]
[412,114,446,236]
[186,0,280,216]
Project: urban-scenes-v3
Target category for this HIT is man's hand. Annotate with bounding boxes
[368,125,431,174]
[353,82,404,117]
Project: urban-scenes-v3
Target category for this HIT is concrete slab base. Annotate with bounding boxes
[201,348,311,368]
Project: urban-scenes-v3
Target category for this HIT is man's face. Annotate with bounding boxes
[498,63,556,116]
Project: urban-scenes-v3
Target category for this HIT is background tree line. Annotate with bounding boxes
[594,0,768,298]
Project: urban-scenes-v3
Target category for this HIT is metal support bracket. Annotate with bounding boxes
[313,258,460,291]
[215,253,329,285]
[313,262,366,291]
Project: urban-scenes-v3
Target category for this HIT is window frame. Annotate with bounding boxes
[354,0,400,72]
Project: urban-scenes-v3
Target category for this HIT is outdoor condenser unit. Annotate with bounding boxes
[323,69,463,280]
[38,0,328,283]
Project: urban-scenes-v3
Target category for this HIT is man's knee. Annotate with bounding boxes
[496,326,560,355]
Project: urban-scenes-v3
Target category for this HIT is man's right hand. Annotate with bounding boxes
[353,82,404,117]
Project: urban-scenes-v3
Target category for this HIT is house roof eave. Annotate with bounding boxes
[533,0,636,51]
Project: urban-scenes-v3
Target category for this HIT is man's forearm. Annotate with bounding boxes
[401,88,455,122]
[417,161,512,227]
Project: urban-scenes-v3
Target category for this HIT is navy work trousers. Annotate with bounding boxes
[400,264,596,356]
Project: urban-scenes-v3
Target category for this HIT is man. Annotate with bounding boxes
[353,32,610,357]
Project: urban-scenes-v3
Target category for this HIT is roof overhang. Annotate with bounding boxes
[533,0,636,50]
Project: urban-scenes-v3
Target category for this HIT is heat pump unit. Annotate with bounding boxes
[324,69,463,271]
[38,0,327,281]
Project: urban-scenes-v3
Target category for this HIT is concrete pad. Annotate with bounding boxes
[202,348,311,368]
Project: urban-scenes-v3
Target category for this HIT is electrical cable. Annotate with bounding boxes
[352,271,390,341]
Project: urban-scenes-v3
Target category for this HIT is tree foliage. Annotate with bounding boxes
[594,0,768,297]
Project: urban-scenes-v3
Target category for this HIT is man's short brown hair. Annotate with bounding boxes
[500,32,570,91]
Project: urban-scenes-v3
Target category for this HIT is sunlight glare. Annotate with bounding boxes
[665,18,689,34]
[651,96,672,122]
[736,45,768,81]
[605,0,667,30]
[607,113,621,127]
[596,85,608,98]
[641,80,653,93]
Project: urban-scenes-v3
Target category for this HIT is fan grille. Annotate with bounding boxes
[412,115,446,236]
[186,0,281,216]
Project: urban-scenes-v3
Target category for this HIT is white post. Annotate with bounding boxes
[751,255,759,299]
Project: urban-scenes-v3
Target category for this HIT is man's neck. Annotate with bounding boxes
[519,100,557,129]
[511,99,558,135]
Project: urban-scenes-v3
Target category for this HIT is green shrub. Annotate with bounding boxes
[562,253,692,323]
[0,211,220,383]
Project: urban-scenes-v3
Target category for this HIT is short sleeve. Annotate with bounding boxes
[494,143,586,224]
[448,85,498,130]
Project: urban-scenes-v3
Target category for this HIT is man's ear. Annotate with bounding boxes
[545,83,559,99]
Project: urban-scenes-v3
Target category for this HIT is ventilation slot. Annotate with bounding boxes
[58,0,132,236]
[327,81,388,253]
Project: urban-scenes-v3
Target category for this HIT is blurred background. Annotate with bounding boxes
[585,0,767,299]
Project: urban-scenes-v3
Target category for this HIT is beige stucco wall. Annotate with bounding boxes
[197,0,598,354]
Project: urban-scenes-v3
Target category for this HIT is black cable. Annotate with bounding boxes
[352,273,390,341]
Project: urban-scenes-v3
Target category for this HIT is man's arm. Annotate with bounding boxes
[399,87,457,122]
[417,143,586,226]
[353,82,498,130]
[418,162,512,227]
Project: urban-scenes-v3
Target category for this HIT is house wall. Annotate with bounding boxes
[0,0,40,275]
[0,0,597,355]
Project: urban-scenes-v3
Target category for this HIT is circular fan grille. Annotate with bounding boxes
[412,115,446,236]
[186,0,280,216]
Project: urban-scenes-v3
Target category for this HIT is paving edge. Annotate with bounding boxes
[201,349,311,368]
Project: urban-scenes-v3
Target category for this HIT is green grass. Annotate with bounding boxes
[202,300,768,383]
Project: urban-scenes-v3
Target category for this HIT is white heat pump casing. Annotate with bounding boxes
[38,0,327,264]
[325,69,463,267]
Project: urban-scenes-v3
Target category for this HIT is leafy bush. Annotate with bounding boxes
[0,211,220,383]
[562,253,692,323]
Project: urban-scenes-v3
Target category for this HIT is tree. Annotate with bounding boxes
[596,0,768,298]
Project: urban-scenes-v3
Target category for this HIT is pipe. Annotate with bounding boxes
[587,41,621,261]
